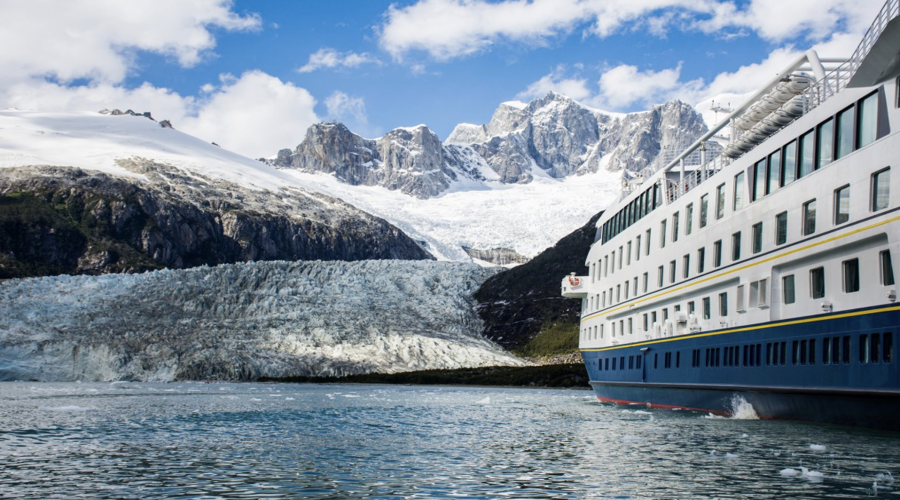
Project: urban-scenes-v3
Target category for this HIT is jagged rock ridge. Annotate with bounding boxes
[276,93,708,198]
[0,160,432,278]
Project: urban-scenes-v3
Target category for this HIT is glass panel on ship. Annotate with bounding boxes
[566,20,900,427]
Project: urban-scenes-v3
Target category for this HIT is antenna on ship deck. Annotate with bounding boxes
[710,100,732,127]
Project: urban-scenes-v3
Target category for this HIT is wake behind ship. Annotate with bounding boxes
[561,0,900,430]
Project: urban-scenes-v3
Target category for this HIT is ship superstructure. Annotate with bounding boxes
[562,0,900,429]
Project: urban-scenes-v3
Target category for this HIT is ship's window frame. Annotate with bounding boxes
[816,117,834,170]
[802,199,817,236]
[810,266,825,299]
[660,219,667,249]
[872,167,890,212]
[716,183,726,220]
[645,229,652,256]
[782,140,797,186]
[672,212,680,243]
[733,172,745,211]
[834,184,850,225]
[626,241,632,266]
[798,129,815,178]
[758,278,768,308]
[643,313,649,331]
[860,334,870,363]
[643,272,649,293]
[858,91,878,148]
[685,203,694,235]
[751,222,763,254]
[842,258,860,293]
[683,254,690,279]
[732,231,741,262]
[782,274,796,304]
[836,105,855,160]
[768,149,782,193]
[635,235,642,261]
[719,292,728,317]
[880,250,895,286]
[669,260,677,284]
[885,332,894,363]
[618,245,623,270]
[702,296,711,320]
[736,284,746,313]
[752,158,766,201]
[775,211,788,246]
[713,240,723,267]
[697,247,706,274]
[657,265,664,287]
[700,194,709,228]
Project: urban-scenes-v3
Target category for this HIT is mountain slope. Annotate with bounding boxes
[474,211,602,352]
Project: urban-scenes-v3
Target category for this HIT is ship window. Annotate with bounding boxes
[645,229,652,256]
[624,281,629,300]
[601,324,604,338]
[663,308,669,321]
[799,130,815,178]
[768,149,782,193]
[802,199,816,236]
[810,267,825,299]
[843,336,851,364]
[651,311,657,325]
[736,284,746,313]
[733,172,745,211]
[643,272,649,293]
[612,357,617,370]
[885,332,893,363]
[602,291,606,307]
[633,277,638,297]
[655,353,658,369]
[658,266,664,287]
[872,333,881,363]
[643,313,649,331]
[626,241,632,265]
[697,247,706,274]
[635,236,642,261]
[702,297,711,320]
[753,159,766,201]
[824,337,832,364]
[636,355,642,369]
[665,352,671,368]
[604,256,609,277]
[660,220,667,248]
[629,356,634,369]
[686,203,693,235]
[783,275,796,304]
[842,258,860,293]
[683,254,690,279]
[783,140,797,185]
[752,222,763,254]
[809,339,816,364]
[792,341,800,365]
[766,343,773,365]
[872,167,890,211]
[834,185,850,225]
[605,358,610,370]
[732,232,741,261]
[700,194,709,228]
[716,183,726,219]
[618,245,623,269]
[616,284,621,302]
[775,211,788,245]
[800,340,808,364]
[832,337,841,364]
[858,92,878,148]
[780,342,787,366]
[669,260,677,284]
[672,212,680,242]
[880,250,895,286]
[860,335,870,363]
[676,351,681,368]
[713,240,723,267]
[628,318,633,335]
[758,278,768,308]
[688,301,695,316]
[817,118,834,169]
[719,292,728,317]
[836,106,855,159]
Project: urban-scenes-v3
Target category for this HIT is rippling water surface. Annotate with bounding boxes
[2,382,900,499]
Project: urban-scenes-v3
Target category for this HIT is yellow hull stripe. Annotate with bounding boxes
[581,304,900,352]
[581,212,900,324]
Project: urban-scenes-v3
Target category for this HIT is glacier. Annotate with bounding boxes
[0,260,526,382]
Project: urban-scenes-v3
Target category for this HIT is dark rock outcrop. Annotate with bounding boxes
[0,161,432,279]
[474,212,602,351]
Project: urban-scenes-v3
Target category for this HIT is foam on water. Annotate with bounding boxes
[810,444,827,452]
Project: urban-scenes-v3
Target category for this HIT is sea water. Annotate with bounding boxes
[1,382,899,499]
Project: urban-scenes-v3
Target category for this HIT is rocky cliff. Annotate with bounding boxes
[277,93,707,198]
[0,160,431,279]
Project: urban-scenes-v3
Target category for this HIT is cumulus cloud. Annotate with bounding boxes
[0,1,324,158]
[377,0,884,62]
[516,65,592,102]
[297,48,381,73]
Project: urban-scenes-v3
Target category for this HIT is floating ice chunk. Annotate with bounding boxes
[476,397,491,405]
[809,444,826,452]
[780,468,800,477]
[741,433,749,438]
[41,405,93,412]
[876,472,895,483]
[801,467,824,482]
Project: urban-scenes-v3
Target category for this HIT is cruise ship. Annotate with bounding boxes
[561,0,900,430]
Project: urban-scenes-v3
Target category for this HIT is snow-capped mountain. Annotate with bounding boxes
[0,260,524,382]
[276,92,708,199]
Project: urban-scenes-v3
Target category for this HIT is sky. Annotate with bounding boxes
[0,0,888,158]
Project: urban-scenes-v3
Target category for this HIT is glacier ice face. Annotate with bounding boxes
[0,260,524,382]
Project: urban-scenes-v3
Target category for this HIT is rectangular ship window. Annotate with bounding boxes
[732,232,741,261]
[736,284,746,313]
[783,275,795,304]
[752,222,763,254]
[836,105,855,159]
[832,337,841,364]
[753,159,766,201]
[775,211,788,245]
[672,212,680,243]
[783,140,797,186]
[719,292,728,317]
[885,332,893,363]
[686,203,693,235]
[658,266,664,287]
[700,194,709,228]
[872,333,881,363]
[802,199,816,236]
[683,254,690,279]
[817,118,834,169]
[810,267,825,299]
[697,247,706,274]
[733,172,745,212]
[872,167,890,212]
[860,335,870,363]
[714,240,722,267]
[669,260,677,284]
[799,130,814,178]
[768,149,782,193]
[626,241,632,265]
[716,183,726,219]
[834,185,850,225]
[635,236,642,261]
[843,258,860,293]
[702,297,711,320]
[643,272,649,293]
[858,92,878,148]
[645,229,652,256]
[660,220,667,248]
[843,336,851,364]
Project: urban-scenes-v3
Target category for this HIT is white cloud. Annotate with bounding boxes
[516,65,592,102]
[0,0,260,84]
[297,48,381,73]
[323,91,383,138]
[377,0,884,62]
[597,64,687,108]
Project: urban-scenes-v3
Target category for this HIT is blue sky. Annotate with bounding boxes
[0,0,886,157]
